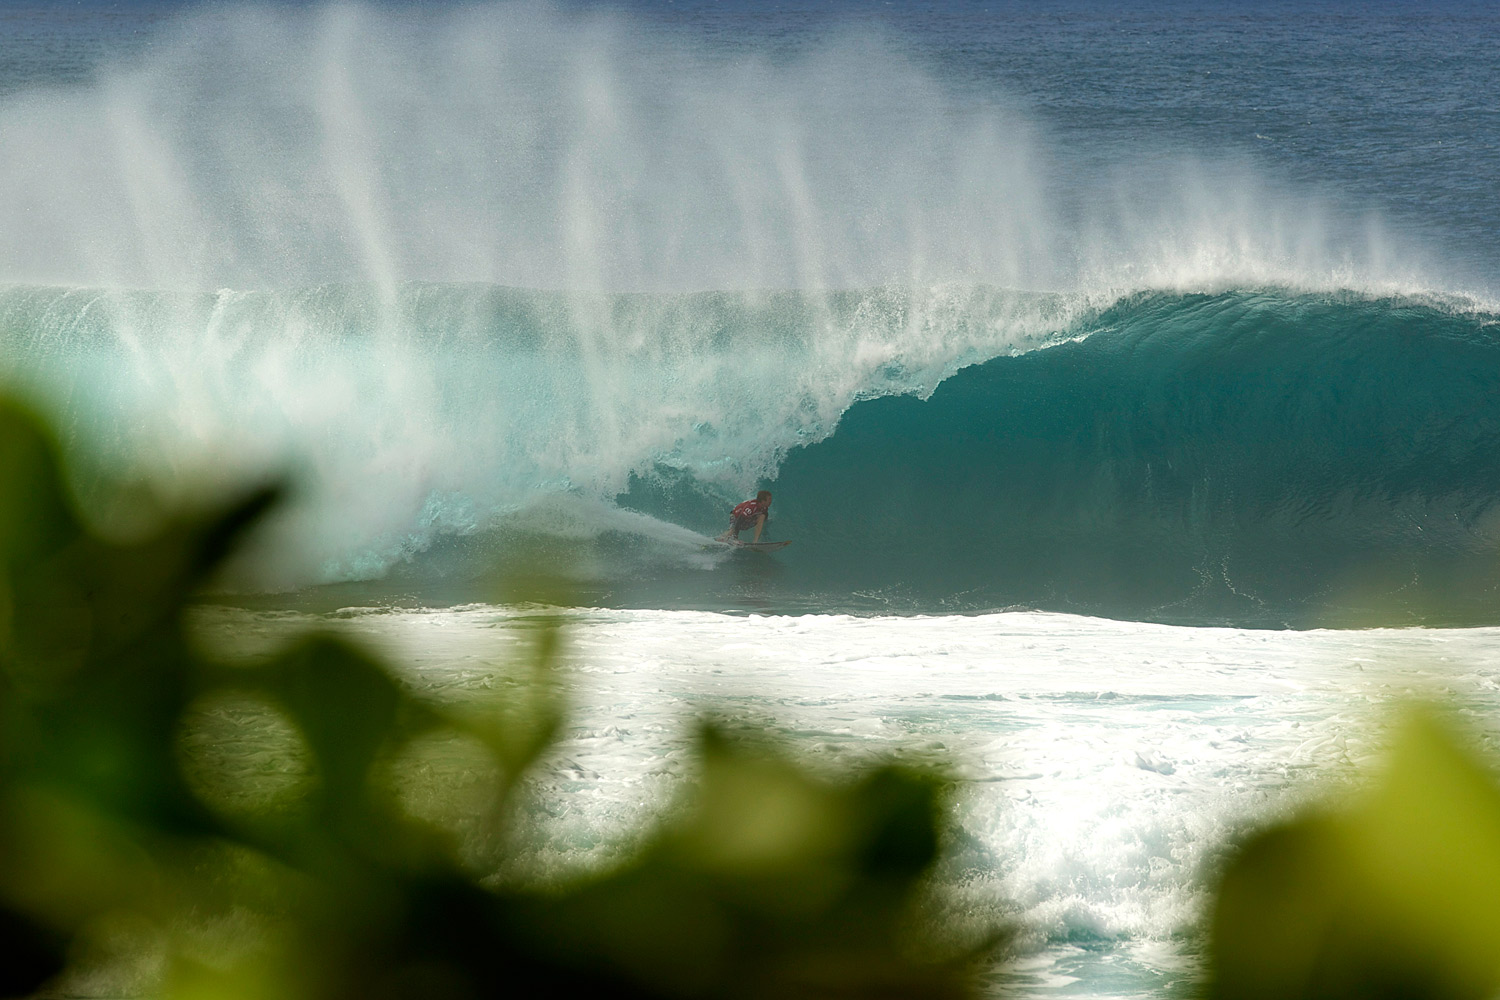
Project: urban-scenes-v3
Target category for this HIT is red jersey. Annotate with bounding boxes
[731,500,768,523]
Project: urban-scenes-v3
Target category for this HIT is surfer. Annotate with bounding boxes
[718,490,773,544]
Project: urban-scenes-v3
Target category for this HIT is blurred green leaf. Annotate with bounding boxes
[1208,707,1500,1000]
[248,637,429,842]
[510,728,985,1000]
[0,399,78,569]
[0,901,67,998]
[0,397,998,1000]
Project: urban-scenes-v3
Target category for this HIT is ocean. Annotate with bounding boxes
[2,1,1499,996]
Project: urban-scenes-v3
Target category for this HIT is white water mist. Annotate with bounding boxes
[0,2,1447,589]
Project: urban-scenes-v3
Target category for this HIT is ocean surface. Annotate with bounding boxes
[3,1,1499,996]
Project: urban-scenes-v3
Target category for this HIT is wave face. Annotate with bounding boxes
[758,291,1500,624]
[619,289,1500,626]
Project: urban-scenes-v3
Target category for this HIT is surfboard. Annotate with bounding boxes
[718,539,791,552]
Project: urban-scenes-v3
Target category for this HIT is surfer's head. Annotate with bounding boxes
[757,490,773,504]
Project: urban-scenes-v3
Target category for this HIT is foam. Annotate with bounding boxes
[189,605,1500,996]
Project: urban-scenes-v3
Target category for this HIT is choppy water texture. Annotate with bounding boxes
[4,2,1500,995]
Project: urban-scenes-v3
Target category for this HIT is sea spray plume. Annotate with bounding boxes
[0,398,1000,999]
[0,1,1424,295]
[0,0,1067,588]
[1081,157,1434,297]
[0,2,1468,593]
[0,2,1056,292]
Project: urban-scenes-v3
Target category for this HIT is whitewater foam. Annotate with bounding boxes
[190,603,1500,998]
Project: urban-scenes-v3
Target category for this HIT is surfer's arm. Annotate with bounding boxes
[751,513,766,543]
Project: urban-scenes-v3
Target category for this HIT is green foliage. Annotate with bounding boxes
[1207,709,1500,1000]
[0,399,990,1000]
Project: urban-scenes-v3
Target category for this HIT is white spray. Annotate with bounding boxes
[0,2,1442,588]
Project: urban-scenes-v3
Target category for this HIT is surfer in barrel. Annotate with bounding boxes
[718,490,772,544]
